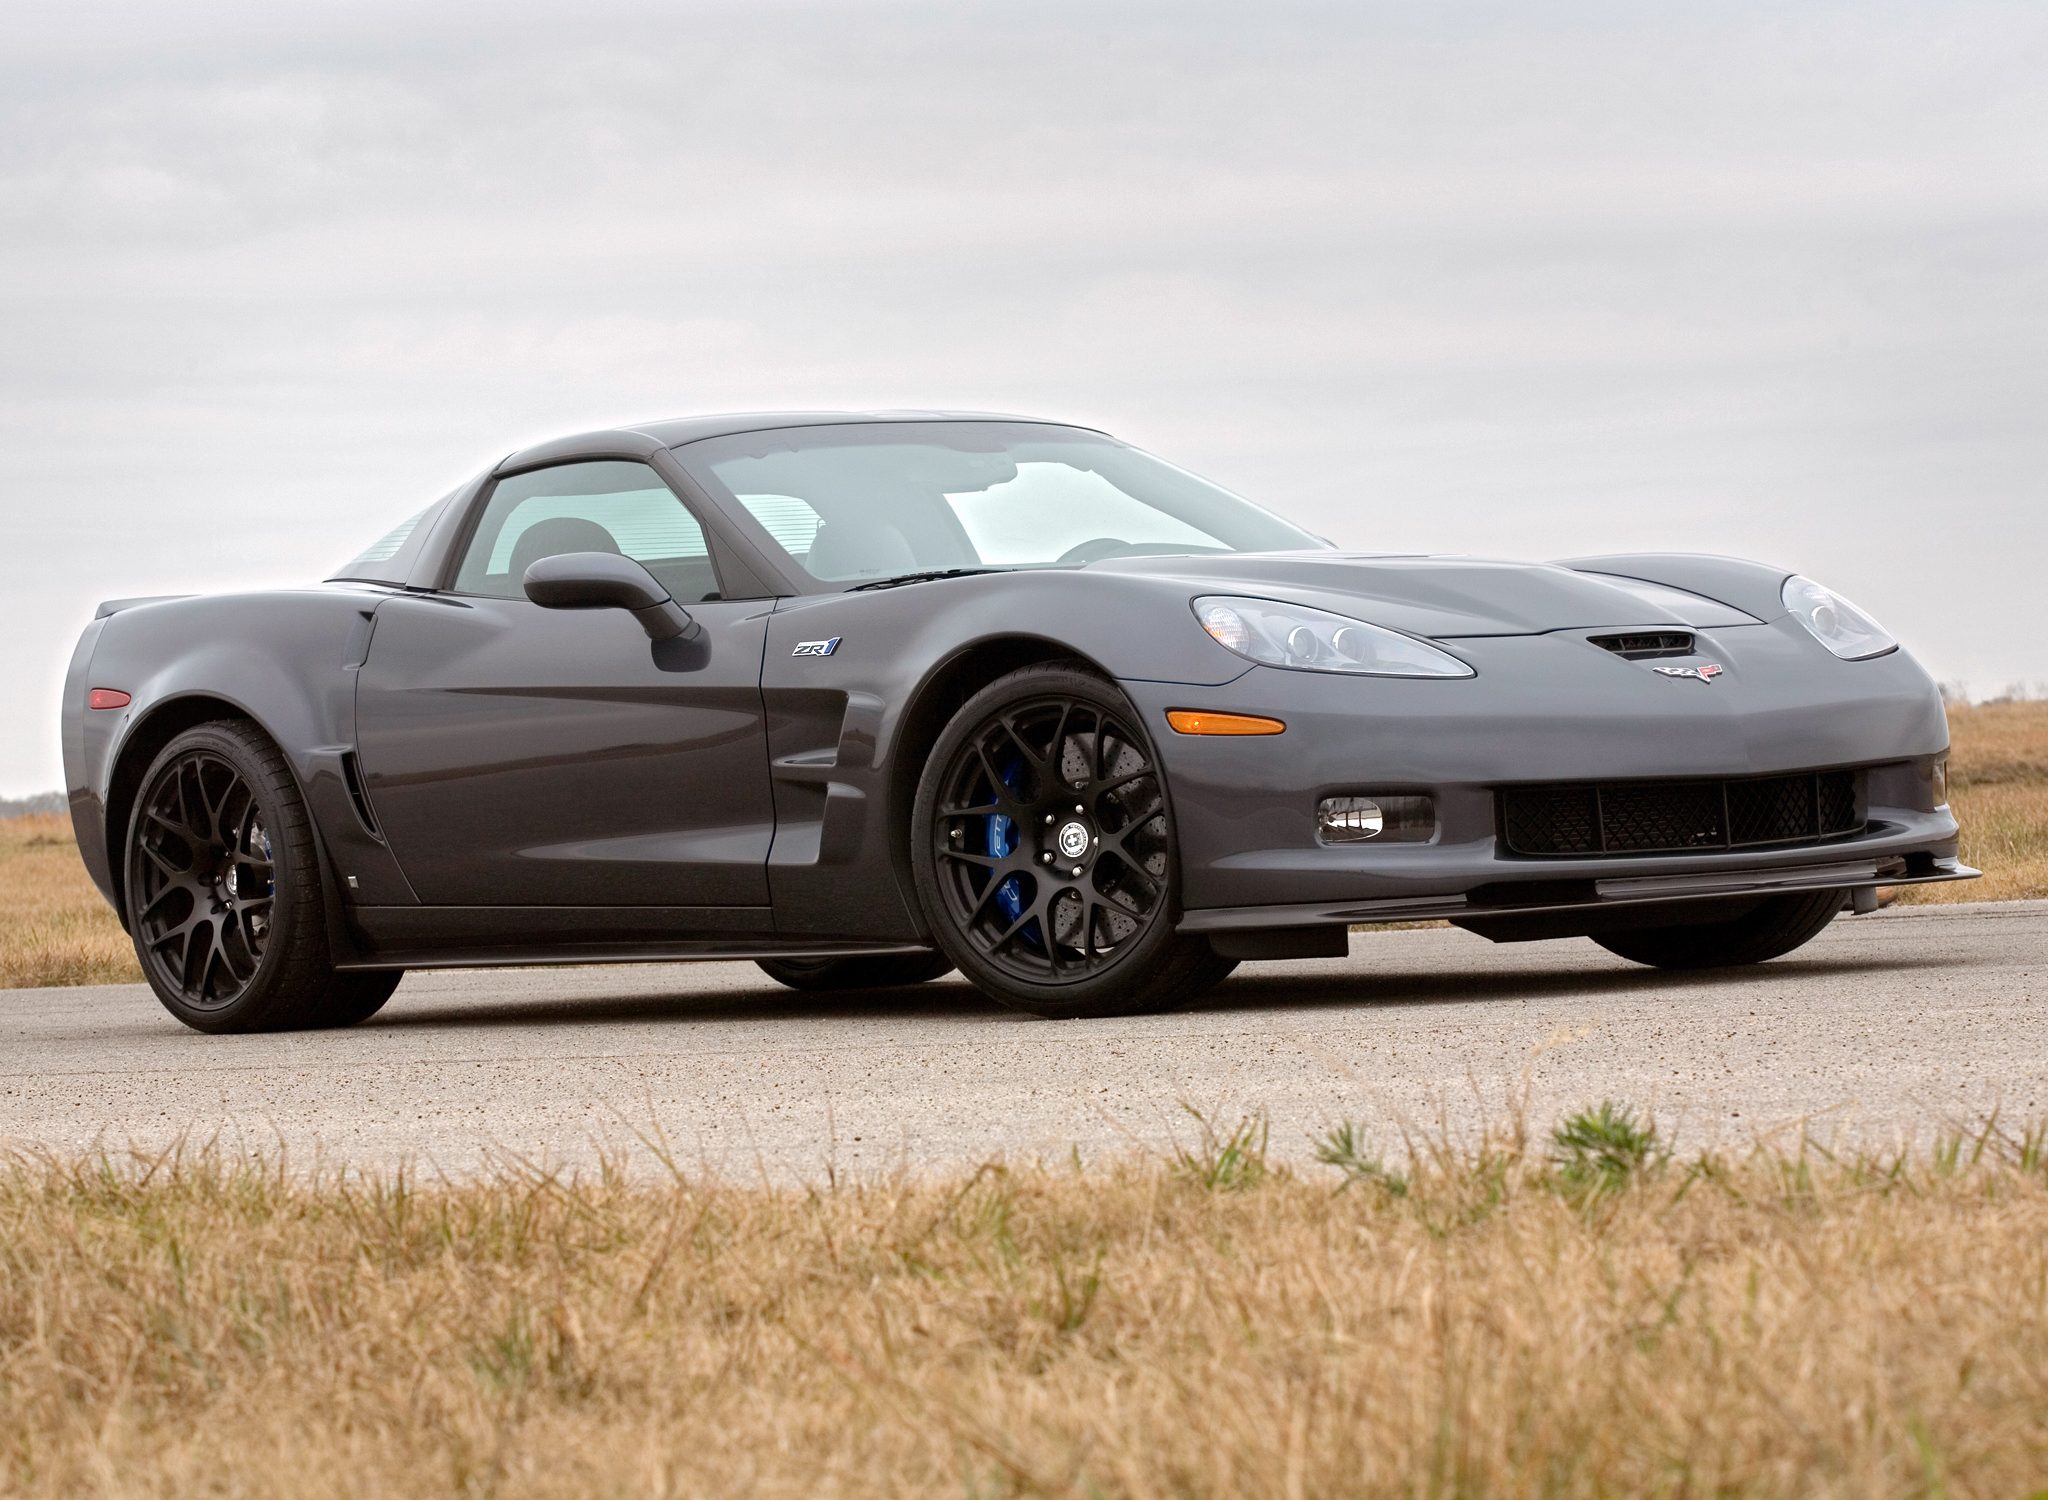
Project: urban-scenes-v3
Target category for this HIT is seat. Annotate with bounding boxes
[507,516,623,581]
[802,519,919,581]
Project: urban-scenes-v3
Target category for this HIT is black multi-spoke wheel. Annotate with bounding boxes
[911,663,1235,1018]
[930,692,1165,981]
[131,749,277,1009]
[124,721,401,1033]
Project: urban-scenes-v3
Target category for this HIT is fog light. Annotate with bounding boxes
[1318,794,1435,844]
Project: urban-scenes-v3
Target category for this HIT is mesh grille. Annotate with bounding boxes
[1502,787,1599,855]
[1817,773,1859,833]
[1501,770,1864,856]
[1727,774,1816,846]
[1600,781,1726,850]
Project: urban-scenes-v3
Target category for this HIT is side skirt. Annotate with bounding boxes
[341,904,931,971]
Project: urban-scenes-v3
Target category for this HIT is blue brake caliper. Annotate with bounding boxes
[985,755,1041,947]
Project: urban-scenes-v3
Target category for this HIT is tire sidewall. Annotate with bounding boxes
[1593,887,1844,969]
[125,724,312,1033]
[910,664,1185,1012]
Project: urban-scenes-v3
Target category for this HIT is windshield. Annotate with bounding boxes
[672,422,1323,585]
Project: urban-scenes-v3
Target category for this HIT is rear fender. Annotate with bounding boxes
[81,590,419,954]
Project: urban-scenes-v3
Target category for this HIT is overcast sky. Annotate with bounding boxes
[3,0,2044,795]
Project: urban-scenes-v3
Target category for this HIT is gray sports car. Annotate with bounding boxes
[62,411,1975,1032]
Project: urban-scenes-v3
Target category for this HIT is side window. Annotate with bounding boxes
[452,460,722,603]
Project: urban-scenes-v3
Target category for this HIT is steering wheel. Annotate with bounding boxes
[1054,536,1133,565]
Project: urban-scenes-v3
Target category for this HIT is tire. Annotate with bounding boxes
[1592,888,1846,970]
[123,720,402,1033]
[756,952,955,992]
[910,662,1236,1018]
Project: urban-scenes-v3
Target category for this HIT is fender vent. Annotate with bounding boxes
[340,751,383,840]
[1501,770,1865,856]
[1590,631,1695,660]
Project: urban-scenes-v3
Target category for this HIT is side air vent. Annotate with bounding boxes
[340,751,383,840]
[1590,631,1695,660]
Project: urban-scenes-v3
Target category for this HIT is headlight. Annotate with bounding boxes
[1781,575,1896,660]
[1193,596,1474,678]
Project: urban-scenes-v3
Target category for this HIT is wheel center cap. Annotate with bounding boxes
[1056,821,1092,861]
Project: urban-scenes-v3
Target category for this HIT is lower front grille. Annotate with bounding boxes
[1501,770,1866,856]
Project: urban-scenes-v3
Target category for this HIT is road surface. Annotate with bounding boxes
[3,901,2041,1179]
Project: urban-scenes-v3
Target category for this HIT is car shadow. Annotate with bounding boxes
[1190,951,1955,1014]
[364,979,1005,1030]
[362,950,1954,1031]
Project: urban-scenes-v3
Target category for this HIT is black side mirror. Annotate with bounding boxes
[522,552,700,642]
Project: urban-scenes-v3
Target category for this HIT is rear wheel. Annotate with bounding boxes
[124,721,401,1033]
[911,663,1235,1018]
[755,952,955,991]
[1592,888,1846,970]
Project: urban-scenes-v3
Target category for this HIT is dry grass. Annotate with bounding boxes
[1939,697,2048,788]
[3,1116,2046,1498]
[0,814,137,989]
[0,702,2040,988]
[1896,699,2048,903]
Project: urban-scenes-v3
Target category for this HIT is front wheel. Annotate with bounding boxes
[124,720,401,1033]
[910,663,1235,1018]
[1592,888,1846,970]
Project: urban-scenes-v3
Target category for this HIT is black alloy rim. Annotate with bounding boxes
[130,752,276,1009]
[931,693,1170,985]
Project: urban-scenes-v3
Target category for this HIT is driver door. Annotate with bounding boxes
[353,459,776,924]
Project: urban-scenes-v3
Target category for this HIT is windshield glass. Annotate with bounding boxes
[673,422,1323,584]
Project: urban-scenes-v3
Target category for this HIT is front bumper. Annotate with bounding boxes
[1177,839,1977,938]
[1121,621,1976,934]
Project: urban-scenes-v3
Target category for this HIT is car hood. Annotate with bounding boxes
[1094,552,1760,638]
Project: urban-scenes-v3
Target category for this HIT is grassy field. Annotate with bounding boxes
[1896,698,2048,903]
[0,701,2041,988]
[0,814,137,989]
[2,1113,2045,1497]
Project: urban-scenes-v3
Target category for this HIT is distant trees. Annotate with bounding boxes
[0,791,65,820]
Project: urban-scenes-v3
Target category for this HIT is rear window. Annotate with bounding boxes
[329,494,453,585]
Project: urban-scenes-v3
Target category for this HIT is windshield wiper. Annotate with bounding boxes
[845,567,1004,592]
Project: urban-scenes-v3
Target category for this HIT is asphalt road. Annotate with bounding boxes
[3,901,2042,1179]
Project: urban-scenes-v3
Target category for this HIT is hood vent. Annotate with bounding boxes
[1590,631,1695,660]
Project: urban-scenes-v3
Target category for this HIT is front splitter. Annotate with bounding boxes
[1178,855,1981,933]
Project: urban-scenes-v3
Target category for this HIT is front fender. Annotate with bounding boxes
[1558,553,1797,621]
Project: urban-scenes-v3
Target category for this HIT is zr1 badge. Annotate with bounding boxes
[792,637,842,657]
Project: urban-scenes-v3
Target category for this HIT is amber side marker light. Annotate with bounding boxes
[1166,710,1286,736]
[88,689,132,711]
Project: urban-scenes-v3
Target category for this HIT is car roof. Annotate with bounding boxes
[496,410,1106,473]
[640,409,1090,446]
